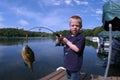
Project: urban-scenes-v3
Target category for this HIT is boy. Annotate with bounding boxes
[56,15,85,80]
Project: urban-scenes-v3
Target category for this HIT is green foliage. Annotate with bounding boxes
[0,28,51,37]
[93,26,104,36]
[85,39,98,48]
[82,26,104,36]
[0,26,104,37]
[81,29,93,36]
[54,26,104,37]
[55,30,70,36]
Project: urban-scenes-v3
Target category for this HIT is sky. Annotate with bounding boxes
[0,0,117,32]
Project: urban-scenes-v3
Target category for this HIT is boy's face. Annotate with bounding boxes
[70,19,81,35]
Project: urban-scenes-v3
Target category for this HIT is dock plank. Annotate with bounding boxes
[39,69,120,80]
[58,75,66,80]
[49,70,66,80]
[40,69,64,80]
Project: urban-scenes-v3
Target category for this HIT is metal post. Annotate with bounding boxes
[104,24,112,80]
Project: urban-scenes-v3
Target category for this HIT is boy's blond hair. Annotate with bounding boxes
[70,15,82,27]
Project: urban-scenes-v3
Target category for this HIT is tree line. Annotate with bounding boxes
[0,28,51,37]
[0,26,104,37]
[55,26,104,37]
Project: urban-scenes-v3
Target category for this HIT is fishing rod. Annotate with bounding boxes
[26,26,62,46]
[27,26,60,37]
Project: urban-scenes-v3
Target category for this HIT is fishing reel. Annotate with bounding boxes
[55,33,64,46]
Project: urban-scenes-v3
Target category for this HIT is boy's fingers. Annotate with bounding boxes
[56,34,60,37]
[56,36,58,38]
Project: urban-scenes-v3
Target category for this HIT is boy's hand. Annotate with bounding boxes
[63,37,68,44]
[56,34,63,42]
[56,34,64,46]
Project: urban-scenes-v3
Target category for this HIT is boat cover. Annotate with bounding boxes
[102,0,120,31]
[98,30,120,38]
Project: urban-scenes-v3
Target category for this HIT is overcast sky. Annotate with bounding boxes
[0,0,117,32]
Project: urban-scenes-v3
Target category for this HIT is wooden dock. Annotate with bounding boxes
[39,69,120,80]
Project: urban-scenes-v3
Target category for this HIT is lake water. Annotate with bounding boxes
[0,37,106,80]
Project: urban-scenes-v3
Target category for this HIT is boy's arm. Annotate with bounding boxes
[63,38,80,53]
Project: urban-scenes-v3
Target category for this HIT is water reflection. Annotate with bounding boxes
[21,44,35,72]
[85,39,98,48]
[0,37,53,46]
[0,37,106,80]
[0,37,24,46]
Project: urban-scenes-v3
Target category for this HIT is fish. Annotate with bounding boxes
[21,44,35,72]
